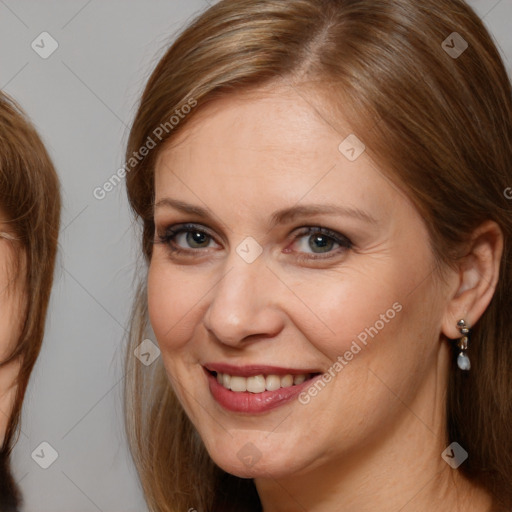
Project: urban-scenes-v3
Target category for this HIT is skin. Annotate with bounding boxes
[0,225,23,445]
[148,83,502,512]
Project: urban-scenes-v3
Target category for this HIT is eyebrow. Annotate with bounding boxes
[154,198,378,227]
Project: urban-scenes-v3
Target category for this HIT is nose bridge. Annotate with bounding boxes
[203,246,283,345]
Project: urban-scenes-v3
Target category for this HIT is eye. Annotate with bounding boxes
[289,226,352,260]
[155,223,353,261]
[155,223,217,255]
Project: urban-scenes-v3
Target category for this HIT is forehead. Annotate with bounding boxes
[163,86,339,160]
[153,84,401,221]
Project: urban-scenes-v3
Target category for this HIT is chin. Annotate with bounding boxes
[214,455,296,479]
[205,438,307,480]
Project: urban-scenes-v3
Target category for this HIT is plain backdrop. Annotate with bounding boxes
[0,1,510,510]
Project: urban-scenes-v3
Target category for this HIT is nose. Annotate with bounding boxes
[202,251,285,347]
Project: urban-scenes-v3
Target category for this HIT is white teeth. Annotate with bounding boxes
[281,374,293,387]
[265,374,281,391]
[246,375,266,393]
[222,373,231,388]
[229,376,247,392]
[214,371,311,393]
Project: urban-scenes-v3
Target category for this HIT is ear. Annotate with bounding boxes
[441,220,503,339]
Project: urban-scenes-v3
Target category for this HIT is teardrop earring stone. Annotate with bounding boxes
[457,352,471,370]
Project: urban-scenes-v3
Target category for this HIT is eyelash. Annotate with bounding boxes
[155,223,353,261]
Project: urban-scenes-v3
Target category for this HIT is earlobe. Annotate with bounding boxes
[441,220,503,340]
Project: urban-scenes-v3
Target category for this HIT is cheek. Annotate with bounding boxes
[286,253,438,382]
[0,246,27,357]
[147,258,205,353]
[280,267,407,365]
[147,237,438,371]
[0,292,24,359]
[0,358,20,442]
[0,277,23,443]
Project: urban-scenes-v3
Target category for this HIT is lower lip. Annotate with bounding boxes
[205,369,321,413]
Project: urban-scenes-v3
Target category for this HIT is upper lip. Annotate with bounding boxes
[203,363,322,377]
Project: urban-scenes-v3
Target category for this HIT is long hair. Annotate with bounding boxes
[124,1,512,510]
[0,92,61,509]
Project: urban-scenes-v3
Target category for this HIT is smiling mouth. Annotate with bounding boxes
[206,369,321,394]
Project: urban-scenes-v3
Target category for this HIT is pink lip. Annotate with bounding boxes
[203,366,322,414]
[203,362,321,377]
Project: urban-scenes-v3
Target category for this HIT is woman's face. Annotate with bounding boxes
[148,84,452,480]
[0,226,23,442]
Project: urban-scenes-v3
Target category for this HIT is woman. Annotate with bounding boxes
[124,0,512,510]
[0,92,61,510]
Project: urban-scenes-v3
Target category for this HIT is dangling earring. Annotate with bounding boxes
[455,319,471,370]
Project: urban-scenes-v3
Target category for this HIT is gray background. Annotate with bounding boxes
[0,1,510,510]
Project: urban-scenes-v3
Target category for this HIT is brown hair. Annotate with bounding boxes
[0,92,61,507]
[124,1,512,510]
